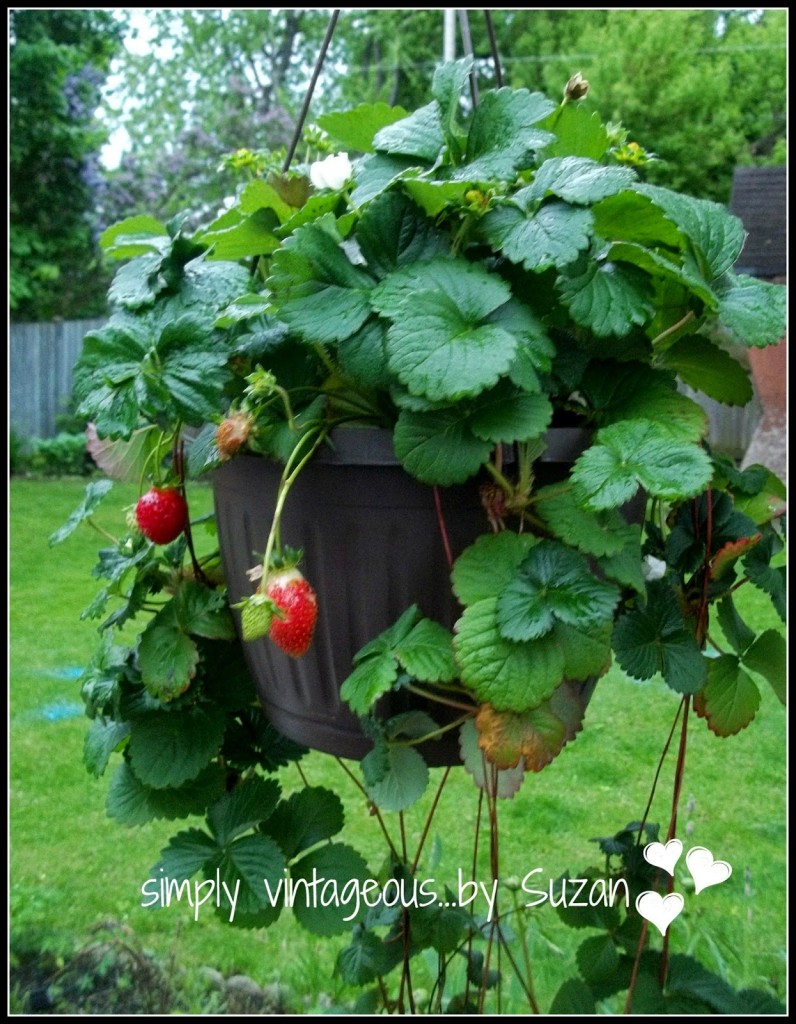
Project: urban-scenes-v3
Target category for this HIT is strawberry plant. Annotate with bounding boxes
[57,51,785,1014]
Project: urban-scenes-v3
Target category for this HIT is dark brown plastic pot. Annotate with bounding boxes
[213,426,597,763]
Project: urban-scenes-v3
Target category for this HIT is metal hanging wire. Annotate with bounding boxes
[282,9,340,173]
[282,7,507,174]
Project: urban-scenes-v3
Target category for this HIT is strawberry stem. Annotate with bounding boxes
[260,423,329,577]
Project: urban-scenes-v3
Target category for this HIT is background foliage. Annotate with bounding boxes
[9,9,786,322]
[9,10,126,320]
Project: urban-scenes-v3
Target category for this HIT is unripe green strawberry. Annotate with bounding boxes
[135,487,188,545]
[265,567,318,658]
[240,591,274,642]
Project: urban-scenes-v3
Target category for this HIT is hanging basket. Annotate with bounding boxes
[213,425,599,763]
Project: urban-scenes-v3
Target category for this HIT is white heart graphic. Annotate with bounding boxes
[643,839,683,876]
[635,891,684,936]
[686,846,732,894]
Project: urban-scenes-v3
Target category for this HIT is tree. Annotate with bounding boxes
[99,8,785,228]
[10,10,126,320]
[488,9,786,201]
[98,10,334,228]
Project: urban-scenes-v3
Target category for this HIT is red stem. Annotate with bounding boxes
[433,486,454,569]
[659,696,690,988]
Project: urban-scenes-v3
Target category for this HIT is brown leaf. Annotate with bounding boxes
[475,680,587,772]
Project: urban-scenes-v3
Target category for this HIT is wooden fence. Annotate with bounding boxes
[8,318,762,459]
[9,318,106,439]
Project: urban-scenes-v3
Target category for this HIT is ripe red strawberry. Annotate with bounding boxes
[135,487,188,545]
[265,567,318,658]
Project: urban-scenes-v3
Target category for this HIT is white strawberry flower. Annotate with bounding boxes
[309,152,353,191]
[642,554,668,581]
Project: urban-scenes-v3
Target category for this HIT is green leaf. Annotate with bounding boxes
[337,319,392,390]
[83,719,130,778]
[262,787,345,861]
[354,606,423,663]
[199,207,281,260]
[489,297,555,374]
[454,598,565,712]
[484,201,593,272]
[336,929,403,986]
[340,651,399,717]
[577,934,621,984]
[393,408,493,485]
[49,479,113,546]
[715,595,757,656]
[217,832,286,918]
[743,534,786,620]
[549,978,597,1015]
[523,157,635,205]
[555,621,613,682]
[152,827,221,888]
[634,184,747,279]
[741,630,786,704]
[497,541,618,641]
[596,542,646,595]
[658,336,753,406]
[383,263,514,401]
[106,762,225,826]
[127,706,227,789]
[542,102,609,160]
[362,742,429,812]
[452,532,538,606]
[666,954,754,1015]
[571,420,713,510]
[402,179,469,218]
[72,324,152,438]
[394,619,457,683]
[107,253,162,308]
[714,274,787,348]
[100,215,169,259]
[432,57,473,138]
[534,484,639,557]
[383,711,440,741]
[350,153,422,207]
[592,191,683,247]
[356,191,448,280]
[612,582,707,694]
[267,222,374,343]
[585,364,708,443]
[458,88,555,180]
[557,257,654,337]
[291,843,371,935]
[153,315,233,426]
[138,621,200,701]
[318,102,409,153]
[73,316,231,437]
[238,178,295,221]
[207,777,281,846]
[273,190,339,236]
[373,101,444,160]
[172,581,236,640]
[470,389,552,444]
[694,655,760,736]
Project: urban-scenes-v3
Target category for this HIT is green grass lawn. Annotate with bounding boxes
[10,478,787,1013]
